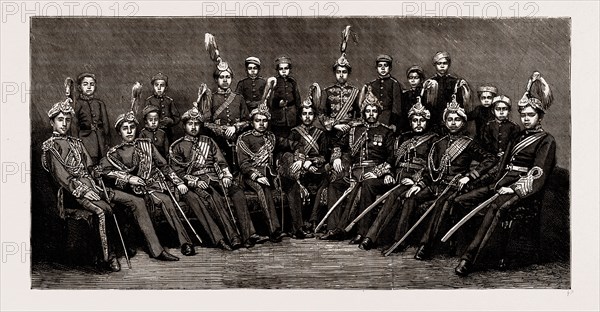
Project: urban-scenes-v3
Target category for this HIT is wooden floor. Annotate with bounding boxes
[31,237,570,289]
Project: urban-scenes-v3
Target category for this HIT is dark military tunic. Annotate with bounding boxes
[236,130,281,235]
[139,127,169,158]
[71,94,110,162]
[429,73,466,127]
[418,132,496,252]
[144,95,181,129]
[467,105,494,141]
[481,119,521,157]
[456,128,556,265]
[326,122,395,234]
[102,138,193,246]
[364,131,439,244]
[277,124,330,232]
[169,135,256,242]
[270,76,301,137]
[202,88,250,170]
[318,83,361,131]
[364,75,403,128]
[235,76,267,112]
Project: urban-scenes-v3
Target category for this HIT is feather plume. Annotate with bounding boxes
[261,77,277,105]
[64,77,74,101]
[205,33,221,64]
[130,81,143,113]
[528,73,553,110]
[423,79,438,108]
[309,82,321,107]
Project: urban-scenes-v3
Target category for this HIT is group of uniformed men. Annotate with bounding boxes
[41,28,556,277]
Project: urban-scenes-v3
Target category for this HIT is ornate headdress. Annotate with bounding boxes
[360,86,383,112]
[333,25,357,71]
[114,110,138,130]
[442,95,467,121]
[249,103,271,120]
[48,77,75,118]
[517,71,553,113]
[115,82,143,129]
[301,83,321,110]
[181,106,203,123]
[205,33,232,77]
[408,100,431,120]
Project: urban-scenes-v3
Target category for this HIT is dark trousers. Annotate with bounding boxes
[461,194,520,263]
[354,178,394,236]
[180,190,225,245]
[283,173,325,233]
[325,178,354,231]
[147,191,192,246]
[245,178,281,235]
[205,181,254,242]
[419,185,460,249]
[364,185,434,244]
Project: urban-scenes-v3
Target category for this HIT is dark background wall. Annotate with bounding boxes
[30,17,570,259]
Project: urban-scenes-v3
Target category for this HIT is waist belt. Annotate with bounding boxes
[397,162,424,170]
[352,160,378,168]
[506,165,529,173]
[191,168,216,176]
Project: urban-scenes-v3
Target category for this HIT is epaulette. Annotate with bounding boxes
[42,137,56,152]
[238,130,253,139]
[389,76,400,84]
[379,123,393,130]
[164,95,173,101]
[136,138,152,142]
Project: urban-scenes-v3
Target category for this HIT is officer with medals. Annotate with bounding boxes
[358,99,439,251]
[319,87,395,243]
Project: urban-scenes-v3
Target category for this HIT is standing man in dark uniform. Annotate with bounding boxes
[400,65,427,133]
[318,53,361,134]
[144,72,181,142]
[360,54,403,131]
[452,72,556,276]
[425,51,471,132]
[481,95,521,157]
[319,88,395,243]
[71,72,110,165]
[413,98,495,261]
[236,105,284,242]
[170,105,268,249]
[468,85,498,141]
[200,41,249,173]
[235,56,267,113]
[358,100,438,251]
[269,56,302,139]
[43,101,179,272]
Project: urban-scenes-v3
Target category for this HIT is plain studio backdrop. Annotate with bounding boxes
[29,17,570,261]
